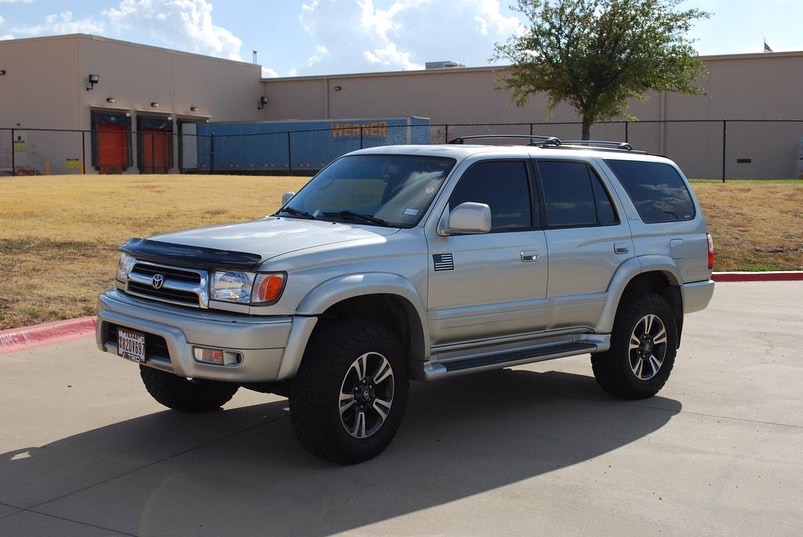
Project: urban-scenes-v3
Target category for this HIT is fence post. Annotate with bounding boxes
[721,120,727,183]
[444,124,448,143]
[625,121,629,143]
[81,131,86,174]
[530,124,534,136]
[360,125,364,149]
[210,133,215,174]
[10,128,15,176]
[287,132,293,176]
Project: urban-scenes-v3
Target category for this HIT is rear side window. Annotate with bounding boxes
[537,161,618,228]
[605,159,695,223]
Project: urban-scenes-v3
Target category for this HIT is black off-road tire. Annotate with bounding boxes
[591,293,678,399]
[140,365,239,412]
[289,319,409,464]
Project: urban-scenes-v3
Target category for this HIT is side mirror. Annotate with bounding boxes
[438,202,492,236]
[281,192,295,205]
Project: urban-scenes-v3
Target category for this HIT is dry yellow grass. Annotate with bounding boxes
[690,181,803,272]
[0,174,310,329]
[0,174,800,330]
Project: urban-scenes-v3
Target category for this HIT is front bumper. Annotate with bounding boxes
[96,289,316,382]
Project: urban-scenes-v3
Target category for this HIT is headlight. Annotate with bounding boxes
[211,271,285,305]
[116,253,136,282]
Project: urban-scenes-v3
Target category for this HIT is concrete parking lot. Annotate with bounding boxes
[1,281,801,536]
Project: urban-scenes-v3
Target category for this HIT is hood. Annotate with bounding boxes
[149,216,399,261]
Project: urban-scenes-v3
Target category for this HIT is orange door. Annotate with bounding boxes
[97,123,127,173]
[142,128,170,173]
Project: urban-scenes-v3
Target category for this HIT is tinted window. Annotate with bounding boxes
[449,161,532,231]
[605,159,695,223]
[538,161,618,227]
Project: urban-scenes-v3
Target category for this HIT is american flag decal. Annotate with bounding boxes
[433,253,454,271]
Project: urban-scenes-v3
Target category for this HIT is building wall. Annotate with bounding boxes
[0,34,264,174]
[261,52,803,179]
[2,34,802,177]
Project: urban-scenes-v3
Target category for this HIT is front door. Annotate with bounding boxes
[427,160,549,346]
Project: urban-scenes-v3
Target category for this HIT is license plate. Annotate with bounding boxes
[118,327,146,363]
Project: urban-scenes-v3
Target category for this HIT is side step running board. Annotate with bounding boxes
[421,341,598,380]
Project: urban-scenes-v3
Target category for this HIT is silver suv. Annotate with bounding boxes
[97,136,715,464]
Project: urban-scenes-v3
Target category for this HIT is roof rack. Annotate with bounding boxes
[446,134,641,152]
[560,139,635,151]
[447,134,562,147]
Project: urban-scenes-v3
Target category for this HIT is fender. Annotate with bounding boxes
[596,255,682,333]
[299,271,430,347]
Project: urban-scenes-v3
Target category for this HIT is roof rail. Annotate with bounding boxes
[447,134,562,146]
[560,139,635,151]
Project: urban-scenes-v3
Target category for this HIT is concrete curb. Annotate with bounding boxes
[1,271,802,355]
[0,317,96,355]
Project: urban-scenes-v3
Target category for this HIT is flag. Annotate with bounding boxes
[764,41,773,53]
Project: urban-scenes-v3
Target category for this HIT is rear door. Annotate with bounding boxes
[535,159,634,330]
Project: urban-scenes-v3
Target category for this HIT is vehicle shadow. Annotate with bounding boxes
[1,368,681,536]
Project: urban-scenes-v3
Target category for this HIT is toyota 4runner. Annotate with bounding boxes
[96,135,715,463]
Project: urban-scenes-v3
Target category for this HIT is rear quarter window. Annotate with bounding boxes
[605,159,695,223]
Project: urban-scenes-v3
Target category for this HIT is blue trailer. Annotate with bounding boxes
[186,117,431,174]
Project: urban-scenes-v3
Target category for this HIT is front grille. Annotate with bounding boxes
[125,261,208,308]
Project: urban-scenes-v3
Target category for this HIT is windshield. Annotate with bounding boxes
[277,154,456,228]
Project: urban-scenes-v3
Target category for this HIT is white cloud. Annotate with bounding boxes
[103,0,243,61]
[262,66,279,78]
[10,11,104,36]
[295,0,523,75]
[6,0,242,61]
[0,0,34,4]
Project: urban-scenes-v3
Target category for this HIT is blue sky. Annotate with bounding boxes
[1,0,801,78]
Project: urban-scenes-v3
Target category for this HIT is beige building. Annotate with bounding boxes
[1,34,802,178]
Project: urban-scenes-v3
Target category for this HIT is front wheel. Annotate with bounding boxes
[140,366,239,412]
[591,293,678,399]
[289,320,409,464]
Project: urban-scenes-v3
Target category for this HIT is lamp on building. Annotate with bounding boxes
[150,101,159,108]
[106,97,116,104]
[333,85,342,91]
[257,96,269,110]
[190,106,198,112]
[0,70,6,76]
[86,74,99,91]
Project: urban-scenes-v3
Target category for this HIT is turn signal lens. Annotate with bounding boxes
[254,273,286,304]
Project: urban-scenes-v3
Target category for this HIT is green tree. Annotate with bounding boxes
[495,0,710,140]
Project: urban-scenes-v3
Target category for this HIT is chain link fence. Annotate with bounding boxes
[3,120,802,179]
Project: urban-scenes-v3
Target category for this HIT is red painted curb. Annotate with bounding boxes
[0,317,96,355]
[712,271,803,282]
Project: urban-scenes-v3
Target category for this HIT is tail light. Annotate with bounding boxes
[706,233,715,270]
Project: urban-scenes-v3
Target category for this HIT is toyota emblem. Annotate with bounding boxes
[151,274,165,289]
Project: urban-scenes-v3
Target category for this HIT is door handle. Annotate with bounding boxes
[614,243,630,255]
[521,251,540,262]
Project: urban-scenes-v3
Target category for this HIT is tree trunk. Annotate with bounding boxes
[581,116,592,140]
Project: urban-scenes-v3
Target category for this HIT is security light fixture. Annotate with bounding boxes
[86,74,99,91]
[106,97,116,104]
[0,70,6,76]
[334,85,342,91]
[190,106,198,112]
[257,96,269,110]
[150,101,159,108]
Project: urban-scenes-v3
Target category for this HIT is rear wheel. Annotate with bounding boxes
[140,366,239,412]
[290,319,408,464]
[591,293,678,399]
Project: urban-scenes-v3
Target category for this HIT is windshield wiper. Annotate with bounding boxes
[323,210,389,227]
[276,207,317,220]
